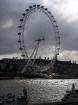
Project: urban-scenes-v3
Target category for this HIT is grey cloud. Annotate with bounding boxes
[0,0,44,55]
[59,20,78,51]
[0,0,78,57]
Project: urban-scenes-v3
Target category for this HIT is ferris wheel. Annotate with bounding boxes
[17,4,60,72]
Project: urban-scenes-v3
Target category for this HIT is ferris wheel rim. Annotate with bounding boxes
[17,4,60,60]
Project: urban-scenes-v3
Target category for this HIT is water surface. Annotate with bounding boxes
[0,79,78,104]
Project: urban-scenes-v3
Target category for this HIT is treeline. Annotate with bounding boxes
[0,63,18,73]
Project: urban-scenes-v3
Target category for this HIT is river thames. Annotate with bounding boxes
[0,79,78,104]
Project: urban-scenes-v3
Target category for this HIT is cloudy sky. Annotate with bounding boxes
[0,0,78,63]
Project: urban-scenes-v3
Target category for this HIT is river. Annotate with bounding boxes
[0,79,78,104]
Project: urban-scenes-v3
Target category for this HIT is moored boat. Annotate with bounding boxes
[0,87,27,105]
[61,83,78,102]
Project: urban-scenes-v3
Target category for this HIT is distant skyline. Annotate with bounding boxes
[0,0,78,63]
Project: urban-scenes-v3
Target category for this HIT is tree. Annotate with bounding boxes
[12,64,18,73]
[0,65,2,72]
[3,63,10,72]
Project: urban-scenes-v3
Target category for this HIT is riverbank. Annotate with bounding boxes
[0,76,77,80]
[0,72,78,80]
[32,100,78,105]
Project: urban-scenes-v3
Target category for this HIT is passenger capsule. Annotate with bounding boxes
[56,31,59,34]
[19,48,23,50]
[57,53,59,55]
[25,9,29,11]
[57,42,60,44]
[55,25,58,28]
[21,54,25,57]
[48,11,51,14]
[57,36,60,38]
[18,40,21,43]
[22,13,26,16]
[18,25,22,28]
[37,4,40,7]
[41,6,44,8]
[51,15,54,17]
[33,5,36,7]
[17,32,21,35]
[20,19,23,21]
[29,6,32,8]
[45,8,48,10]
[57,47,60,50]
[53,20,56,22]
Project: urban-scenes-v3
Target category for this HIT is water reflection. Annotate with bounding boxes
[0,79,78,104]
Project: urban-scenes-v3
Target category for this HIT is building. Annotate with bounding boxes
[0,58,78,78]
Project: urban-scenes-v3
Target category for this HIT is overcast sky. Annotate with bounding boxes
[0,0,78,62]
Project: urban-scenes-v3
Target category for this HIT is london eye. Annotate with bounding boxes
[17,4,60,73]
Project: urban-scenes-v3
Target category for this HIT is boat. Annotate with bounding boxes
[20,72,51,79]
[0,87,27,105]
[61,83,78,102]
